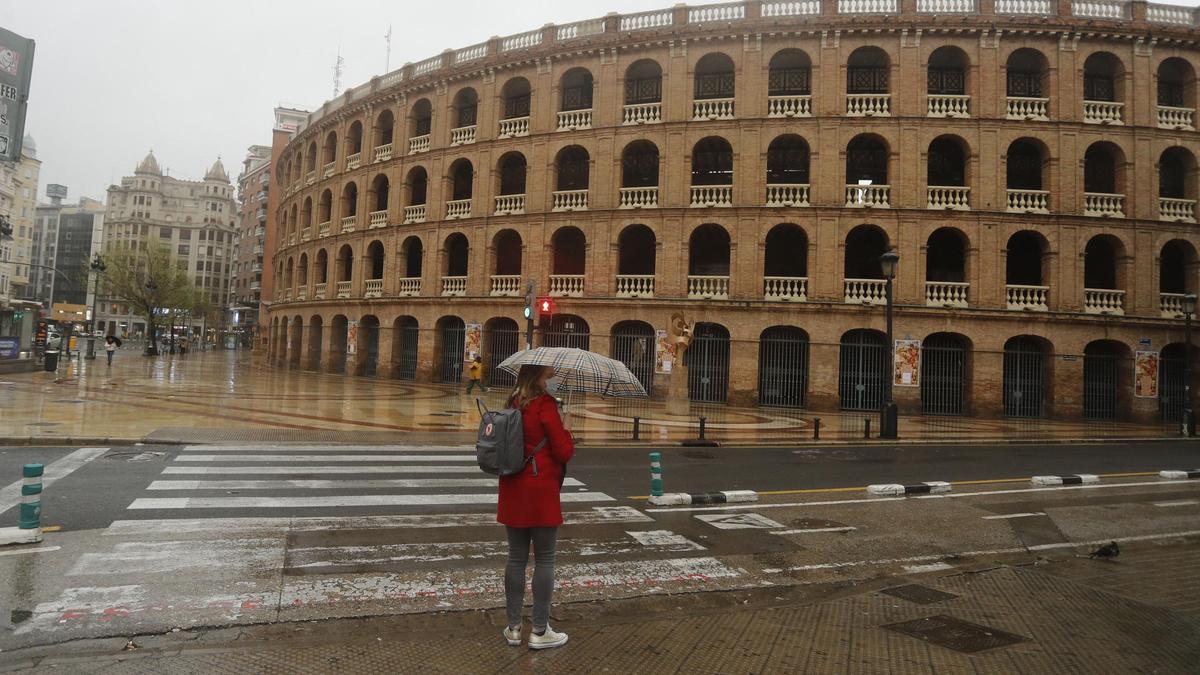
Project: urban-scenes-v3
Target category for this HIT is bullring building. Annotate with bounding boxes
[266,1,1200,424]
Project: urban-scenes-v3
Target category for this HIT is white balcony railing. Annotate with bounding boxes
[1006,189,1050,214]
[313,282,327,300]
[693,98,735,120]
[1073,0,1129,19]
[398,277,421,297]
[1006,96,1049,121]
[844,278,887,305]
[368,210,388,228]
[767,95,812,118]
[688,275,730,299]
[404,204,427,224]
[925,281,969,308]
[445,199,472,220]
[845,184,891,208]
[616,274,655,298]
[927,94,970,118]
[1158,106,1195,131]
[295,287,308,302]
[763,0,822,15]
[1006,284,1049,311]
[549,274,585,297]
[322,162,335,178]
[619,187,659,209]
[340,215,357,233]
[450,125,477,146]
[441,276,467,297]
[996,0,1052,14]
[1161,292,1188,318]
[552,189,589,212]
[373,144,393,163]
[494,194,526,216]
[287,232,297,246]
[764,277,808,302]
[839,0,898,12]
[306,170,316,186]
[364,279,383,299]
[623,102,662,125]
[408,134,430,154]
[490,275,522,297]
[1083,192,1124,218]
[846,94,890,116]
[765,184,811,207]
[689,1,745,21]
[345,152,361,171]
[927,186,970,210]
[318,221,331,237]
[917,0,976,12]
[556,109,592,131]
[301,226,312,241]
[1160,197,1197,223]
[1083,288,1125,315]
[1083,100,1123,125]
[336,281,352,299]
[690,185,733,207]
[1149,3,1193,24]
[498,116,530,138]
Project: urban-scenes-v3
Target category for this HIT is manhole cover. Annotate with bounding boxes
[882,615,1028,653]
[681,450,715,460]
[880,584,959,605]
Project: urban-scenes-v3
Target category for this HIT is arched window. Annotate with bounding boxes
[318,189,332,223]
[768,49,811,96]
[617,225,656,280]
[322,131,337,166]
[315,249,328,284]
[1160,240,1197,304]
[694,53,735,100]
[927,136,967,187]
[452,88,478,129]
[767,135,810,185]
[847,47,889,94]
[625,59,662,104]
[1083,142,1125,205]
[844,225,889,280]
[369,174,389,213]
[926,228,967,284]
[928,46,968,96]
[621,141,659,188]
[374,110,395,148]
[551,227,586,276]
[846,135,888,184]
[401,237,423,280]
[340,182,358,218]
[764,224,808,280]
[688,224,730,277]
[493,230,522,277]
[411,99,432,137]
[407,167,428,206]
[1006,48,1048,98]
[366,240,385,280]
[449,159,473,200]
[691,137,733,185]
[336,244,354,282]
[1083,52,1123,103]
[555,146,590,192]
[1159,57,1196,113]
[444,233,469,277]
[497,153,527,196]
[346,120,363,156]
[1006,231,1049,288]
[560,68,593,112]
[501,77,531,120]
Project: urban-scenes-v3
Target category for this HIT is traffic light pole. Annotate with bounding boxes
[524,280,536,350]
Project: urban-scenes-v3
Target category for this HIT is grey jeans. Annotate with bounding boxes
[504,526,558,630]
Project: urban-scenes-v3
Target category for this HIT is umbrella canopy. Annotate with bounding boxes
[496,347,647,398]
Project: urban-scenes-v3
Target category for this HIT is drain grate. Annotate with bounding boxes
[880,584,959,605]
[883,614,1028,653]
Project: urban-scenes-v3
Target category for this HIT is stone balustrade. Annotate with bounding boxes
[288,233,296,246]
[556,109,592,131]
[552,189,589,212]
[373,144,392,162]
[364,279,383,299]
[925,281,969,308]
[1157,105,1195,130]
[1160,197,1197,223]
[1160,292,1188,318]
[441,276,467,297]
[494,194,526,215]
[314,282,327,300]
[345,152,361,171]
[844,278,887,305]
[296,287,308,301]
[450,126,477,146]
[764,276,808,301]
[408,134,430,154]
[1074,0,1129,19]
[765,184,810,207]
[619,187,659,209]
[917,0,976,11]
[1007,189,1050,214]
[1084,192,1124,217]
[1083,288,1125,315]
[839,0,897,12]
[305,170,315,186]
[368,210,388,228]
[846,94,890,116]
[688,275,730,299]
[1006,284,1049,311]
[318,221,331,237]
[927,186,970,210]
[927,94,970,118]
[281,288,292,302]
[690,185,734,207]
[616,274,655,297]
[767,95,811,118]
[340,215,356,233]
[995,0,1052,13]
[1083,100,1123,125]
[445,199,471,220]
[322,162,335,179]
[490,275,521,296]
[689,1,745,22]
[549,274,585,297]
[762,0,821,15]
[622,102,662,125]
[403,204,427,224]
[398,277,421,297]
[693,98,735,121]
[336,281,352,299]
[301,226,312,241]
[498,116,530,138]
[1006,96,1049,121]
[845,184,890,208]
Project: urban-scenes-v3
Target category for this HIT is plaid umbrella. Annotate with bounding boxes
[495,347,648,398]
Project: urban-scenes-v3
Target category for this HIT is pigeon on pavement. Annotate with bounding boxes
[1089,541,1120,559]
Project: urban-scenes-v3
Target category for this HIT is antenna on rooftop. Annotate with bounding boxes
[385,25,393,72]
[332,46,345,97]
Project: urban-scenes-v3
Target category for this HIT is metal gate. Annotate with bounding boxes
[1003,338,1044,418]
[308,324,323,371]
[330,321,348,375]
[439,324,465,384]
[486,326,521,389]
[611,325,656,396]
[1160,350,1185,421]
[686,325,730,403]
[921,335,966,415]
[542,316,590,350]
[758,327,808,408]
[839,330,886,411]
[362,325,379,377]
[397,320,419,381]
[1082,348,1118,420]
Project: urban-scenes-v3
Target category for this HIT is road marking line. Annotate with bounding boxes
[0,546,61,557]
[770,527,856,535]
[903,562,953,574]
[0,447,109,514]
[626,530,705,550]
[1154,499,1199,507]
[180,445,472,453]
[146,478,585,491]
[981,512,1046,520]
[127,492,615,510]
[161,465,483,475]
[174,454,477,463]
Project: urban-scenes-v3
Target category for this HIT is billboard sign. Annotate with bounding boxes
[0,27,35,163]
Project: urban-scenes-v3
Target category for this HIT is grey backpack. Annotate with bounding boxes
[476,399,545,476]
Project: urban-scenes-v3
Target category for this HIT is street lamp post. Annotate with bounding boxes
[1183,293,1197,437]
[879,250,901,440]
[84,254,106,360]
[145,280,159,357]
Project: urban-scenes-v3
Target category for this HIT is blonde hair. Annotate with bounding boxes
[510,365,550,409]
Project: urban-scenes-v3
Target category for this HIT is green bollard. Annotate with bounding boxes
[19,464,43,530]
[649,452,664,497]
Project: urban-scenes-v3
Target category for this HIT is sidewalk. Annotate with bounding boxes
[4,539,1197,673]
[0,349,1178,446]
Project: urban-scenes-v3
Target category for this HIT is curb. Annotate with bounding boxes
[1031,474,1099,486]
[867,482,951,496]
[648,490,758,506]
[1159,469,1200,479]
[576,436,1197,450]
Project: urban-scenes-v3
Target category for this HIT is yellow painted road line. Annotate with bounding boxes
[42,525,61,533]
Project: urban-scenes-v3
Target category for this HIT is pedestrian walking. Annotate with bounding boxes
[466,356,488,393]
[497,364,574,650]
[104,336,118,366]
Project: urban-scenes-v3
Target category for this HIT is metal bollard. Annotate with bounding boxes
[19,464,43,532]
[813,417,821,440]
[698,416,707,440]
[649,452,664,497]
[633,416,641,441]
[864,418,871,439]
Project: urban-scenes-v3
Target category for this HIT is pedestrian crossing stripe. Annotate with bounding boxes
[162,466,482,475]
[127,492,616,510]
[179,445,473,453]
[695,513,785,530]
[146,478,587,491]
[174,454,478,463]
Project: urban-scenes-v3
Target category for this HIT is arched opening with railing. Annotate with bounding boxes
[921,333,971,416]
[1003,335,1052,418]
[759,325,809,408]
[838,329,887,411]
[688,223,731,299]
[764,223,808,301]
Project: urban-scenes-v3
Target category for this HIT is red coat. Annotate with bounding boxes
[497,394,575,528]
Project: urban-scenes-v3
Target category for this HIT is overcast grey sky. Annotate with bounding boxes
[5,1,1200,203]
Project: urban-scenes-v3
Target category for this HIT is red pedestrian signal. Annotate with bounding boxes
[537,297,554,316]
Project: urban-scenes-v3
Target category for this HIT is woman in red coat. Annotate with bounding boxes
[498,364,575,650]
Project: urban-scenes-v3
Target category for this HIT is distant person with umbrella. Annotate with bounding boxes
[104,335,122,366]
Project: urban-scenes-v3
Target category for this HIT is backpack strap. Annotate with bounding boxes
[475,397,489,418]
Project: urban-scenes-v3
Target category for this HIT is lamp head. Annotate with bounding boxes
[1184,293,1197,316]
[880,249,900,279]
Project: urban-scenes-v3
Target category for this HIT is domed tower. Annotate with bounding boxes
[135,150,161,176]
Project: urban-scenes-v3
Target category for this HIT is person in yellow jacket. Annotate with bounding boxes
[467,356,489,393]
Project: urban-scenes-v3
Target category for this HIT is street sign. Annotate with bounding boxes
[695,513,784,530]
[0,337,17,359]
[0,27,35,163]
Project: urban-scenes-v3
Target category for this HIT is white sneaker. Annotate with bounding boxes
[528,625,568,650]
[503,625,522,646]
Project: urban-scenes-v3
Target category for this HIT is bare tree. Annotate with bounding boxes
[99,239,195,356]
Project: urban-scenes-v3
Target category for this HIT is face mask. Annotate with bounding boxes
[545,375,561,394]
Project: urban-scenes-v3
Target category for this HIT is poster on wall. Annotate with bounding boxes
[464,323,482,363]
[1134,350,1159,398]
[346,320,358,355]
[893,339,921,387]
[654,329,673,374]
